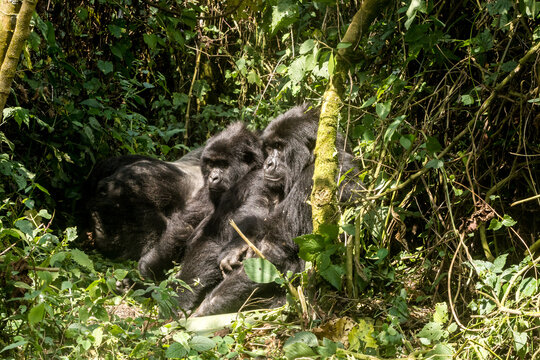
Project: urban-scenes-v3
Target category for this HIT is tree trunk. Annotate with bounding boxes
[0,0,22,65]
[310,0,392,296]
[0,0,38,118]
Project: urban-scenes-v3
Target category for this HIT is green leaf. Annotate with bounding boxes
[341,224,355,236]
[318,337,338,356]
[299,39,315,54]
[492,253,508,273]
[1,340,28,353]
[517,277,537,300]
[287,56,306,84]
[328,52,335,76]
[426,159,444,169]
[143,33,158,49]
[405,0,426,29]
[460,94,474,105]
[488,218,503,231]
[433,303,448,324]
[70,249,94,271]
[360,96,376,109]
[165,342,188,358]
[83,125,95,144]
[243,258,280,284]
[190,336,215,352]
[400,136,412,150]
[270,0,299,35]
[320,263,344,290]
[276,64,288,74]
[383,114,404,142]
[501,214,516,227]
[15,219,34,236]
[489,215,516,231]
[108,24,124,38]
[337,42,352,49]
[500,60,517,72]
[426,136,442,154]
[97,60,113,75]
[418,322,444,343]
[294,234,325,261]
[425,343,454,359]
[80,98,103,109]
[376,101,392,119]
[283,342,317,360]
[284,331,319,347]
[512,330,528,353]
[28,303,45,325]
[247,70,262,86]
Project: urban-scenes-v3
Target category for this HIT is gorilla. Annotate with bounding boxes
[174,142,274,313]
[82,122,263,280]
[188,104,359,316]
[81,149,204,279]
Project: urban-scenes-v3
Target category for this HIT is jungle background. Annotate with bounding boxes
[0,0,539,358]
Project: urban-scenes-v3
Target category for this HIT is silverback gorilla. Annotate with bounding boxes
[82,122,263,280]
[177,104,359,316]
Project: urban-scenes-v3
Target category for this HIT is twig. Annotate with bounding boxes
[229,219,265,259]
[184,43,201,146]
[0,258,60,272]
[447,233,482,332]
[367,41,540,202]
[511,194,540,206]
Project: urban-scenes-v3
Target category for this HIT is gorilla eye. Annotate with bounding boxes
[266,142,283,153]
[214,160,228,168]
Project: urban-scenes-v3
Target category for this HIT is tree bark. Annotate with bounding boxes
[0,0,38,118]
[310,0,392,296]
[0,0,22,65]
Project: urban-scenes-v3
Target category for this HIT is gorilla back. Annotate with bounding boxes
[81,149,204,277]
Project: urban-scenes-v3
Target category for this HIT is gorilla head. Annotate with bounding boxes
[201,122,263,203]
[261,104,319,197]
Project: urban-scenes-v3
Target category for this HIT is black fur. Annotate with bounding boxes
[191,104,360,316]
[81,149,205,279]
[174,124,271,313]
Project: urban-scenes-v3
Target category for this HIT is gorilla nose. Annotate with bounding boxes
[209,174,220,184]
[264,158,276,172]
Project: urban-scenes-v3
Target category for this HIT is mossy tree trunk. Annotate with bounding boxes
[0,0,38,118]
[310,0,392,296]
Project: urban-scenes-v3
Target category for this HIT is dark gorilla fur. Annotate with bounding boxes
[174,125,273,314]
[81,149,204,279]
[190,104,359,316]
[82,123,263,281]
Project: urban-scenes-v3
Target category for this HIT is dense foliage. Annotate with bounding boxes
[1,0,538,358]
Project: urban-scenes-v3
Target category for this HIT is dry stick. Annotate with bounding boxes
[367,40,540,202]
[228,219,265,259]
[183,43,201,146]
[0,259,60,272]
[228,219,302,313]
[511,193,540,206]
[447,233,482,332]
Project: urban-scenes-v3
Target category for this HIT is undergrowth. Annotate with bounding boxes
[1,0,539,359]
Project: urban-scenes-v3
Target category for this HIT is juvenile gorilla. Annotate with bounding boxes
[191,104,359,316]
[174,128,273,313]
[83,123,262,280]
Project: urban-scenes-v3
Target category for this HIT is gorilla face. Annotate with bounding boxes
[261,105,319,196]
[200,122,263,203]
